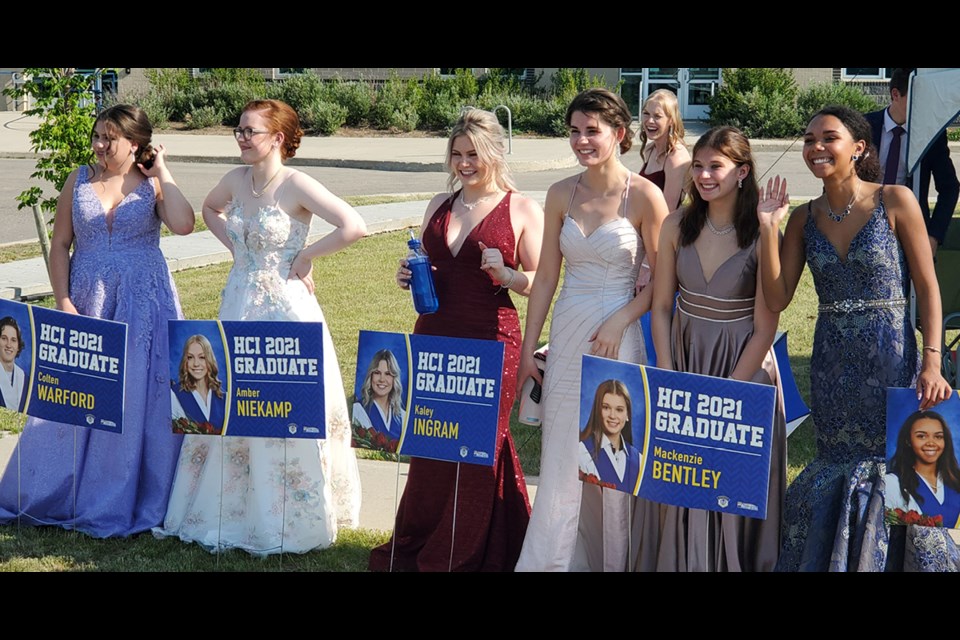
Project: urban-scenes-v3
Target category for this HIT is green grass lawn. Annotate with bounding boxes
[1,203,955,570]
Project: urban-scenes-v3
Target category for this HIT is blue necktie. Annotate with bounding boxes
[884,125,905,185]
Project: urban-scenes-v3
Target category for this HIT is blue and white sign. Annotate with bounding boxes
[0,299,127,433]
[884,388,960,529]
[352,330,503,466]
[580,354,777,519]
[168,320,325,439]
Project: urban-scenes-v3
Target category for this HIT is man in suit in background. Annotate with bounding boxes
[865,67,959,257]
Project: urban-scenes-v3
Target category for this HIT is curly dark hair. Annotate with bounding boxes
[889,410,960,507]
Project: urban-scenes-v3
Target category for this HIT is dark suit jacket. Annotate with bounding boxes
[866,108,960,245]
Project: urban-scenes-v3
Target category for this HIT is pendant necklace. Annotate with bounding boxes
[251,167,283,199]
[459,189,501,211]
[825,179,862,223]
[706,216,735,236]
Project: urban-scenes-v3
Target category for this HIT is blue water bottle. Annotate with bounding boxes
[406,231,439,314]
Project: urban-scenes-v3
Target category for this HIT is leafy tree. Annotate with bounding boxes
[3,68,100,217]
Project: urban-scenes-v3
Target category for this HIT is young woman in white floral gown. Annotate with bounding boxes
[154,99,366,555]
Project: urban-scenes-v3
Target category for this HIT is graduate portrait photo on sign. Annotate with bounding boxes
[170,332,226,436]
[579,354,775,517]
[353,329,503,465]
[578,378,643,494]
[885,389,960,529]
[0,313,29,414]
[352,347,407,453]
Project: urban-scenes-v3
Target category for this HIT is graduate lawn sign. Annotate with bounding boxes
[168,320,325,438]
[580,354,776,519]
[885,388,960,529]
[0,299,126,433]
[352,330,503,465]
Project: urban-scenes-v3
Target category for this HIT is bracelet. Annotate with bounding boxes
[499,268,516,292]
[923,346,942,355]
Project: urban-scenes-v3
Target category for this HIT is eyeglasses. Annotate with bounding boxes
[233,127,271,141]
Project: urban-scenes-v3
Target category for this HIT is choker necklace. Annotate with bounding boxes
[706,216,735,236]
[825,179,862,223]
[459,190,501,211]
[251,167,283,199]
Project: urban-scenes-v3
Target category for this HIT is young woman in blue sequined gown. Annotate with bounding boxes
[758,105,956,571]
[154,100,365,555]
[0,105,195,537]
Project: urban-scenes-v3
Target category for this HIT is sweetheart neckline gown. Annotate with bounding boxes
[515,177,648,572]
[153,191,362,555]
[0,164,185,537]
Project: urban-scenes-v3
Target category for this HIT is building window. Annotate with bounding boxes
[277,68,307,77]
[438,68,471,78]
[841,68,893,80]
[619,69,643,120]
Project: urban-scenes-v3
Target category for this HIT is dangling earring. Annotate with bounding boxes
[737,177,743,189]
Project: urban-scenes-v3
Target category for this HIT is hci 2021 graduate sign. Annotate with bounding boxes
[352,330,503,466]
[168,320,325,439]
[0,299,127,433]
[580,355,776,519]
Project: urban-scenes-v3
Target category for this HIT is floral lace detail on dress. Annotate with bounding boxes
[155,190,362,554]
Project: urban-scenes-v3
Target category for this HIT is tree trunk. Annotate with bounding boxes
[32,205,51,276]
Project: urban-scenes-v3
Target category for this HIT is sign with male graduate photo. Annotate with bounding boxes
[579,354,777,519]
[168,320,325,439]
[0,299,127,433]
[352,329,503,466]
[885,388,960,529]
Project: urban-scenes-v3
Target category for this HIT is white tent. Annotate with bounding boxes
[906,67,960,179]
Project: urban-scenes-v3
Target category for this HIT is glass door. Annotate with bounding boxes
[682,68,721,119]
[619,68,723,121]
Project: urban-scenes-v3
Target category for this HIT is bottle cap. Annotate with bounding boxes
[408,230,420,249]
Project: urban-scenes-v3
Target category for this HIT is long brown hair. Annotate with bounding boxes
[680,126,759,249]
[580,379,633,461]
[565,88,635,155]
[94,104,156,167]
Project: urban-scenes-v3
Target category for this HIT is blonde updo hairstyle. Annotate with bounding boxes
[444,108,518,193]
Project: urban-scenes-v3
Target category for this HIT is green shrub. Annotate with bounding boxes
[302,100,347,136]
[370,73,420,132]
[448,68,479,102]
[949,128,960,142]
[197,68,267,94]
[131,91,172,126]
[797,82,880,124]
[144,68,192,100]
[328,79,375,127]
[269,71,329,115]
[480,93,567,136]
[708,68,802,138]
[479,68,527,96]
[184,104,223,130]
[418,72,466,131]
[198,86,260,125]
[549,68,618,102]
